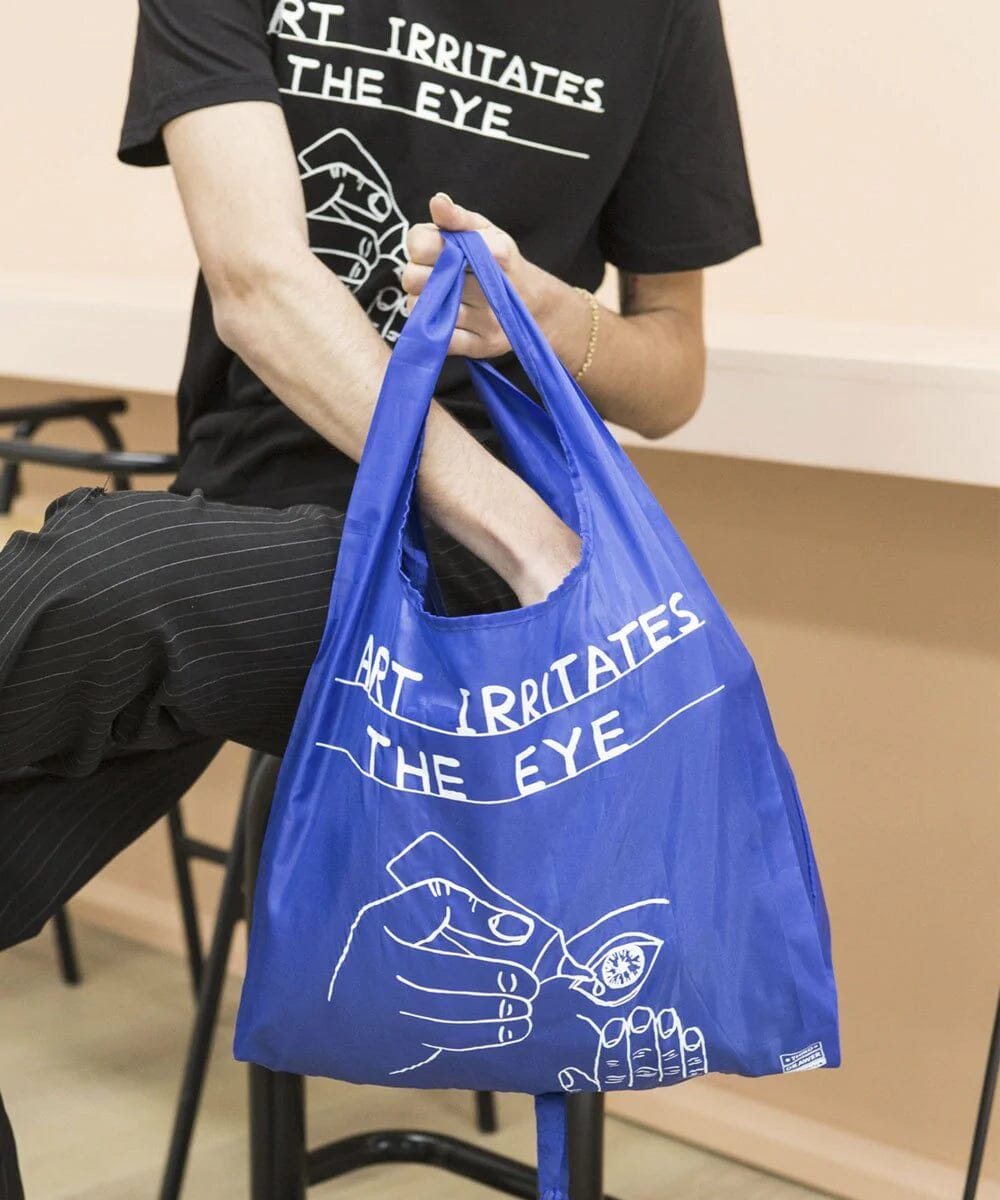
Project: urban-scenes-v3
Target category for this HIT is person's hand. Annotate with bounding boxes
[402,193,547,358]
[557,1006,708,1091]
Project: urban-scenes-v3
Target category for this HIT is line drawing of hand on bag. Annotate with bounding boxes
[327,877,547,1076]
[327,831,685,1083]
[558,1005,708,1092]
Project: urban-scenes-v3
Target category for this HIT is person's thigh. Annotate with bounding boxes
[0,485,517,774]
[0,486,348,771]
[0,740,224,951]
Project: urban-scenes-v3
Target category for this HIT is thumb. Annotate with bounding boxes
[557,1067,596,1092]
[429,191,493,232]
[382,880,534,948]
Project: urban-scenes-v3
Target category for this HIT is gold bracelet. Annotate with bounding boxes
[571,285,600,381]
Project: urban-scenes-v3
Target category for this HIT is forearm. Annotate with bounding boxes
[162,103,579,605]
[212,249,576,601]
[523,265,706,440]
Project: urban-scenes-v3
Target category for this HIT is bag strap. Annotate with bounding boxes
[534,1092,570,1200]
[332,229,600,616]
[446,231,584,437]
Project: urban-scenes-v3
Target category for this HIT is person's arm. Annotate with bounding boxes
[404,196,706,440]
[161,101,580,606]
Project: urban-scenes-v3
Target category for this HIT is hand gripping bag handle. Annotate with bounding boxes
[338,230,595,587]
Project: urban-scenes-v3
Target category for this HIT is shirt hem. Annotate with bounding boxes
[118,76,282,167]
[602,225,763,273]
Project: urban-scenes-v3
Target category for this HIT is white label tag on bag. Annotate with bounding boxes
[780,1042,827,1073]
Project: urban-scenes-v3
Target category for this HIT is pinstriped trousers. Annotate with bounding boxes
[0,483,515,1196]
[0,485,515,953]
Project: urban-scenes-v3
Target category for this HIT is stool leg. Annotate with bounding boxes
[567,1093,605,1200]
[476,1091,498,1133]
[963,989,1000,1200]
[0,419,36,514]
[247,1067,306,1200]
[158,799,247,1200]
[243,754,309,1200]
[51,907,82,986]
[271,1073,307,1200]
[166,804,204,996]
[0,463,19,513]
[249,1064,275,1200]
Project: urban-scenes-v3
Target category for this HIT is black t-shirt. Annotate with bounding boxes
[119,0,760,510]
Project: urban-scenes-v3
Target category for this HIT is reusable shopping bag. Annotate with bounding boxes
[233,229,840,1198]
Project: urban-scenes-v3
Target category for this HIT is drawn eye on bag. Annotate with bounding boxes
[563,899,674,1008]
[569,932,664,1007]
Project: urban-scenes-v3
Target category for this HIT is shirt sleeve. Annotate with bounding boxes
[118,0,282,167]
[598,0,761,273]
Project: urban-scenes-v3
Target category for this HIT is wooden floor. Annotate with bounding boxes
[0,924,829,1200]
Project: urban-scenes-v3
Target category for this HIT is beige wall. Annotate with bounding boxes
[2,1,999,331]
[622,448,1000,1194]
[713,0,1000,329]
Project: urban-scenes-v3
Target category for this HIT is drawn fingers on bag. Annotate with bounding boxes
[378,878,537,954]
[392,942,537,1051]
[558,1006,708,1091]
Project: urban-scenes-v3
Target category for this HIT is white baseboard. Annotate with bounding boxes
[610,1080,999,1200]
[617,314,1000,489]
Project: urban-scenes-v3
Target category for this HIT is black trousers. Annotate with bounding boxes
[0,484,515,1194]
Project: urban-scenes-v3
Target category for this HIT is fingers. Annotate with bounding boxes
[389,936,540,1002]
[558,1066,597,1092]
[680,1023,708,1078]
[412,1014,531,1053]
[655,1008,684,1082]
[401,268,486,310]
[405,221,444,267]
[596,1016,632,1089]
[380,881,533,950]
[393,939,537,1053]
[404,213,515,271]
[446,323,511,359]
[565,1007,709,1094]
[428,191,494,232]
[439,880,536,947]
[625,1006,661,1085]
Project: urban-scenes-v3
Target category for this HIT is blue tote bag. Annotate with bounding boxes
[234,229,839,1196]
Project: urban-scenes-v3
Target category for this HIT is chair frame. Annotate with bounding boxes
[161,753,614,1200]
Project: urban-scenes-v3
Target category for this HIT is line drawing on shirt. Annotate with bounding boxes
[332,614,707,737]
[297,128,409,342]
[326,831,679,1081]
[315,683,726,804]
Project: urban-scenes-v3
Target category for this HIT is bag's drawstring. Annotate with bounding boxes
[534,1092,570,1200]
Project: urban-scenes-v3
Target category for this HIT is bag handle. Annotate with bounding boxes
[339,230,595,567]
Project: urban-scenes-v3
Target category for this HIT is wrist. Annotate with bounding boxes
[519,262,592,376]
[486,485,582,607]
[451,464,581,607]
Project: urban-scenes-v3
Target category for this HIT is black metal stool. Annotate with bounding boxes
[161,753,615,1200]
